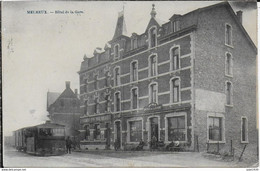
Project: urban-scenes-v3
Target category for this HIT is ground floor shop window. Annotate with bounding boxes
[84,125,90,140]
[94,124,101,140]
[208,117,222,141]
[168,116,186,141]
[129,120,142,142]
[241,117,248,142]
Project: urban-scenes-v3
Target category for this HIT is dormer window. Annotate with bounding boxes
[149,27,157,48]
[131,36,138,50]
[172,20,180,32]
[114,44,120,59]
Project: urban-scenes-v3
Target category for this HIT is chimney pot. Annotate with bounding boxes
[65,81,70,89]
[236,11,243,24]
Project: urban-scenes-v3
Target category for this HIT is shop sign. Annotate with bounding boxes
[81,114,111,123]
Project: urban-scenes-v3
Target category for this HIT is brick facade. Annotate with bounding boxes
[78,2,257,158]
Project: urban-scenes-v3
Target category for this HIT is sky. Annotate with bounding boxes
[2,1,257,136]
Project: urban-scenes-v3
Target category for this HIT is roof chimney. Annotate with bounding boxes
[65,81,70,89]
[236,11,243,24]
[45,120,51,124]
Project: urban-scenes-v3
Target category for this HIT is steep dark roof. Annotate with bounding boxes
[47,92,60,109]
[58,87,77,99]
[113,12,127,40]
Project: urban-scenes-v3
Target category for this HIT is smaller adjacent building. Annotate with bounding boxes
[47,81,80,137]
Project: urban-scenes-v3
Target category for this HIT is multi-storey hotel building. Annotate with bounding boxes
[78,2,257,157]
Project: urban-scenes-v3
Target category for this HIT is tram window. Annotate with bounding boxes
[39,128,53,136]
[52,128,65,136]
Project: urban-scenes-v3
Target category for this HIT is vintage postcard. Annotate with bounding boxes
[2,1,258,168]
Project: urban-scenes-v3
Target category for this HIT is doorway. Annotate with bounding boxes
[150,117,159,142]
[115,121,121,148]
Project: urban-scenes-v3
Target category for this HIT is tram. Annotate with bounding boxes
[14,121,66,156]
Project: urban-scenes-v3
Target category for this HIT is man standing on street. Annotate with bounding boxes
[66,136,72,154]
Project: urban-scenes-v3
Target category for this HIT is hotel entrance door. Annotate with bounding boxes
[150,117,159,141]
[115,121,121,148]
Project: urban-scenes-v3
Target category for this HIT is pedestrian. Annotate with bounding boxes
[66,136,72,154]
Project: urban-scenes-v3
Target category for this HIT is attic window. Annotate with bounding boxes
[114,44,120,59]
[131,36,138,50]
[149,27,157,48]
[172,20,180,32]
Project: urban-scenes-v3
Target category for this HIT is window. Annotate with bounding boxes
[114,92,121,112]
[149,27,157,48]
[241,117,248,142]
[94,98,99,114]
[149,83,158,103]
[131,88,138,109]
[105,95,110,112]
[131,37,138,50]
[94,75,98,90]
[225,24,232,46]
[173,20,180,32]
[84,125,90,140]
[84,79,88,93]
[225,53,233,76]
[93,124,101,140]
[149,55,157,77]
[171,78,180,103]
[170,47,180,70]
[226,81,232,105]
[84,100,88,115]
[208,117,223,141]
[129,120,142,142]
[114,44,120,59]
[105,71,110,87]
[131,61,138,81]
[52,128,65,136]
[114,67,120,86]
[168,116,186,141]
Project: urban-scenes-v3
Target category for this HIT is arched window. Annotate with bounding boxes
[225,53,233,76]
[131,88,138,109]
[149,27,157,48]
[226,81,232,105]
[170,47,180,70]
[149,83,158,103]
[84,100,88,115]
[94,97,99,114]
[170,78,180,103]
[149,55,157,77]
[114,67,120,86]
[105,71,110,87]
[105,94,110,112]
[131,61,138,82]
[114,92,121,112]
[94,75,98,90]
[114,44,120,59]
[84,79,88,93]
[225,24,232,46]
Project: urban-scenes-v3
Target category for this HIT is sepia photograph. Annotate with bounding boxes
[2,0,258,168]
